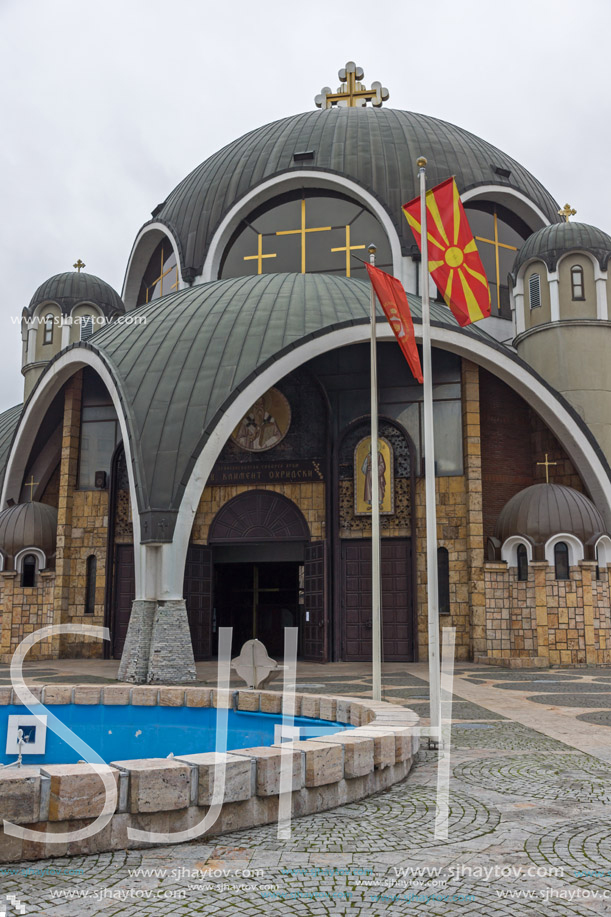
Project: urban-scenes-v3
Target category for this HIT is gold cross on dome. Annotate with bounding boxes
[315,62,389,109]
[243,234,277,274]
[558,203,577,222]
[537,453,557,484]
[24,475,39,501]
[73,259,86,272]
[331,224,365,277]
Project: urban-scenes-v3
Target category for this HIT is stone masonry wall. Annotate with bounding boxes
[0,572,55,662]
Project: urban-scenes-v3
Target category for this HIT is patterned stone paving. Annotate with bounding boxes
[5,665,611,915]
[527,694,611,708]
[578,712,611,728]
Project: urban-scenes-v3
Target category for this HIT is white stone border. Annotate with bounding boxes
[0,686,419,863]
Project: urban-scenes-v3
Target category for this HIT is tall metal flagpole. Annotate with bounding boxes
[369,243,382,702]
[417,157,441,739]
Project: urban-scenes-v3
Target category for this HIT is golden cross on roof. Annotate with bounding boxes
[537,453,557,484]
[24,475,39,501]
[315,62,389,110]
[558,204,577,222]
[73,259,86,272]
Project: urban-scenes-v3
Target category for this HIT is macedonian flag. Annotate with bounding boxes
[402,177,491,326]
[366,263,423,384]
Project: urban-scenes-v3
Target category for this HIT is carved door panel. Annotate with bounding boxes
[341,538,413,661]
[184,544,213,660]
[112,544,135,659]
[302,541,327,661]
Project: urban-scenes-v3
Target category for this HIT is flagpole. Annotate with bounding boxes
[369,243,382,703]
[418,157,441,741]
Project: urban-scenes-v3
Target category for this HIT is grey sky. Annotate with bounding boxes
[1,0,608,411]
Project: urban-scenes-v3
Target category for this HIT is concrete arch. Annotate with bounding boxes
[462,185,550,232]
[501,536,534,566]
[1,349,142,593]
[544,533,584,567]
[159,322,611,598]
[14,546,46,573]
[122,223,183,311]
[198,171,403,285]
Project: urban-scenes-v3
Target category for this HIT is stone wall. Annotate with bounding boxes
[483,559,611,666]
[0,571,55,662]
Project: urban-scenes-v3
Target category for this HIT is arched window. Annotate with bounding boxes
[21,553,37,588]
[43,313,54,345]
[437,547,450,615]
[517,543,529,581]
[84,554,97,615]
[466,202,531,318]
[80,316,94,341]
[554,541,570,580]
[529,273,541,309]
[571,265,585,300]
[137,238,179,305]
[219,189,392,282]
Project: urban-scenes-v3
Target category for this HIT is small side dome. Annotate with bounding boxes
[27,271,125,318]
[495,483,606,548]
[512,222,611,277]
[0,502,58,562]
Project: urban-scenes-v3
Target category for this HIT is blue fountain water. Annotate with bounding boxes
[0,704,352,766]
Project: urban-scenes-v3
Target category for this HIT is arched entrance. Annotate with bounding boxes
[184,490,326,659]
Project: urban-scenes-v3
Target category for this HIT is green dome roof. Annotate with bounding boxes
[150,108,561,280]
[65,272,492,540]
[512,222,611,276]
[28,272,125,317]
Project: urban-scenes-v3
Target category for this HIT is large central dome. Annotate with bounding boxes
[150,108,561,279]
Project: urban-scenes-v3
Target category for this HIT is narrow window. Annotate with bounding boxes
[517,544,529,581]
[21,554,37,588]
[84,554,97,614]
[437,546,450,615]
[529,272,541,309]
[80,316,94,341]
[43,313,54,345]
[554,542,570,580]
[571,265,584,300]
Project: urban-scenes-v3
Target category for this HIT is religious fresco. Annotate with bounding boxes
[231,388,291,453]
[354,436,394,515]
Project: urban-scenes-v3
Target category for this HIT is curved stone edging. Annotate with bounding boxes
[0,685,419,863]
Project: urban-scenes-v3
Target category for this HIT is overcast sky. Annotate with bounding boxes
[1,0,609,411]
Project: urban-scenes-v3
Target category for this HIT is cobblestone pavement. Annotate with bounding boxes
[5,664,611,914]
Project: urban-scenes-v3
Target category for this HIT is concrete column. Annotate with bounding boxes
[462,360,486,661]
[53,372,83,659]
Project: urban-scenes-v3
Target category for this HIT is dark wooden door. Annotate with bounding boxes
[184,544,213,660]
[341,538,413,661]
[112,544,135,659]
[302,541,326,660]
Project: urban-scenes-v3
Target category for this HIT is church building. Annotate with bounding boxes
[1,62,611,681]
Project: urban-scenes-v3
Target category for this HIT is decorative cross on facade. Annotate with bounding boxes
[243,234,277,274]
[537,453,557,483]
[315,62,389,109]
[24,475,38,501]
[276,198,331,273]
[73,259,86,272]
[331,224,366,277]
[558,203,577,222]
[475,211,518,314]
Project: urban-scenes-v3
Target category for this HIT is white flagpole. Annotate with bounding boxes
[417,157,441,740]
[369,243,382,702]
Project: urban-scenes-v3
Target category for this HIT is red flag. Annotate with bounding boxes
[366,263,423,384]
[403,177,491,326]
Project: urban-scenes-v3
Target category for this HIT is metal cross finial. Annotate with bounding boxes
[73,259,86,272]
[315,61,389,110]
[558,204,577,223]
[537,453,557,484]
[24,475,38,501]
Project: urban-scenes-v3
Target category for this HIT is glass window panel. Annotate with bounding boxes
[437,547,450,614]
[433,400,463,475]
[554,542,570,580]
[517,544,529,581]
[79,420,118,489]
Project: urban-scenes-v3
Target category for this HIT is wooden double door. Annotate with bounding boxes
[341,538,414,661]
